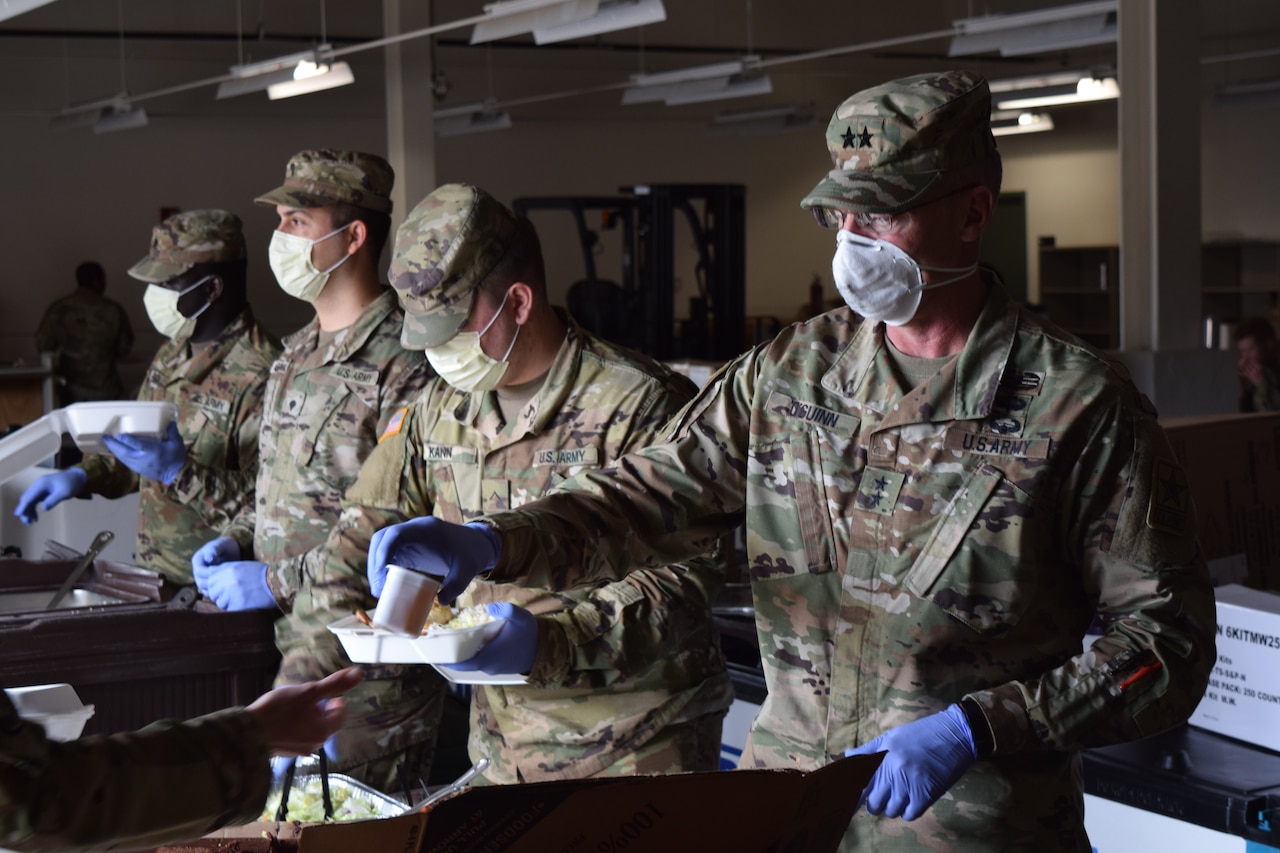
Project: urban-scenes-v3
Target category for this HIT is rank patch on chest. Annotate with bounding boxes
[766,391,857,435]
[855,467,905,516]
[1147,457,1190,533]
[534,446,600,466]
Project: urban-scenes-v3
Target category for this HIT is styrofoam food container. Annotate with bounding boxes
[62,401,179,455]
[328,615,504,665]
[431,665,528,687]
[5,683,95,741]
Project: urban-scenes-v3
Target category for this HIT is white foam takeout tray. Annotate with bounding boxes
[5,683,95,741]
[328,614,505,665]
[0,401,179,483]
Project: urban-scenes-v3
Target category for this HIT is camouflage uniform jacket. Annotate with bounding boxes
[1244,363,1280,413]
[223,288,431,607]
[282,314,733,783]
[482,284,1217,849]
[36,286,134,402]
[0,692,269,852]
[78,309,279,583]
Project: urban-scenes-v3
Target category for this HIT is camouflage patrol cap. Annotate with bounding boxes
[254,149,394,214]
[388,183,517,349]
[127,208,247,283]
[799,70,998,216]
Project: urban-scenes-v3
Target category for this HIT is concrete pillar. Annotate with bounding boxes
[383,0,437,232]
[1117,0,1201,352]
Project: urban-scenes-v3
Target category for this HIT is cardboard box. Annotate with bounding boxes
[194,755,880,853]
[1160,413,1280,588]
[1189,584,1280,751]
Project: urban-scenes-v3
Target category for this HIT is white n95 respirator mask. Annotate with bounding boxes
[832,230,977,326]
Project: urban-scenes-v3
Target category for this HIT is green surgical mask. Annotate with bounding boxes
[143,276,214,340]
[424,290,519,393]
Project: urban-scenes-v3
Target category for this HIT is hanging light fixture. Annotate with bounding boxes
[470,0,664,45]
[709,103,816,135]
[0,0,57,23]
[622,56,770,106]
[434,101,514,136]
[989,110,1054,137]
[266,57,355,100]
[949,1,1117,57]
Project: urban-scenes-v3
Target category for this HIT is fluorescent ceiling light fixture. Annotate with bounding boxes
[710,103,816,135]
[533,0,665,44]
[995,75,1119,109]
[48,106,105,130]
[623,57,770,106]
[0,0,57,23]
[471,0,598,44]
[990,110,1054,136]
[950,1,1117,57]
[215,66,298,99]
[267,60,355,100]
[93,105,148,134]
[433,101,514,136]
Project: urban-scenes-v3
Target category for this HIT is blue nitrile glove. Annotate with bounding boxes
[844,704,978,821]
[367,518,500,602]
[196,560,275,611]
[444,603,538,675]
[191,536,241,579]
[101,421,187,485]
[13,469,88,524]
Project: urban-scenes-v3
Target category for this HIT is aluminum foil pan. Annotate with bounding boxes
[260,771,406,822]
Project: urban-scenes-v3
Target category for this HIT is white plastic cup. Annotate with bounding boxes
[372,565,442,637]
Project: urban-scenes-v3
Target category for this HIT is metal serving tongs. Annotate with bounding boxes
[46,530,114,610]
[413,758,490,814]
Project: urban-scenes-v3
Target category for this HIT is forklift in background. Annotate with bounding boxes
[513,183,747,362]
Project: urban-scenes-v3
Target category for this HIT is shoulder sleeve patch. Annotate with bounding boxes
[379,407,408,443]
[1146,457,1190,533]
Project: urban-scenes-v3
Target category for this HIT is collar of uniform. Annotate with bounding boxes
[153,307,254,385]
[283,287,400,365]
[820,275,1017,423]
[450,308,580,438]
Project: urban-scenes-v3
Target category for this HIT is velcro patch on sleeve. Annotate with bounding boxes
[378,407,408,443]
[1146,457,1190,533]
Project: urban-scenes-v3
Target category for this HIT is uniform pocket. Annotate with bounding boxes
[902,461,1033,635]
[746,432,837,579]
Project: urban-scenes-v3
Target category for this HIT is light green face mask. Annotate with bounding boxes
[424,289,519,393]
[268,224,350,302]
[143,275,214,340]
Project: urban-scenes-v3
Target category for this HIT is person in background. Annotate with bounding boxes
[0,666,361,853]
[189,150,433,794]
[364,70,1217,850]
[1234,315,1280,412]
[15,210,280,584]
[36,261,135,407]
[279,183,733,787]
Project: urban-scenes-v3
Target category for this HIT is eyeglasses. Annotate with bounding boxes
[813,184,981,234]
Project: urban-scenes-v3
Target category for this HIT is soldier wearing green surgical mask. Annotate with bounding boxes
[15,209,281,585]
[190,149,434,797]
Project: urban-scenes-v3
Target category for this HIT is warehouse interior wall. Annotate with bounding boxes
[3,35,1279,416]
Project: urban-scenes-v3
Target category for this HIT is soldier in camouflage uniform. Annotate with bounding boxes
[0,666,360,853]
[190,150,433,794]
[366,72,1217,850]
[36,261,135,405]
[1233,315,1280,412]
[278,183,733,785]
[15,210,280,584]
